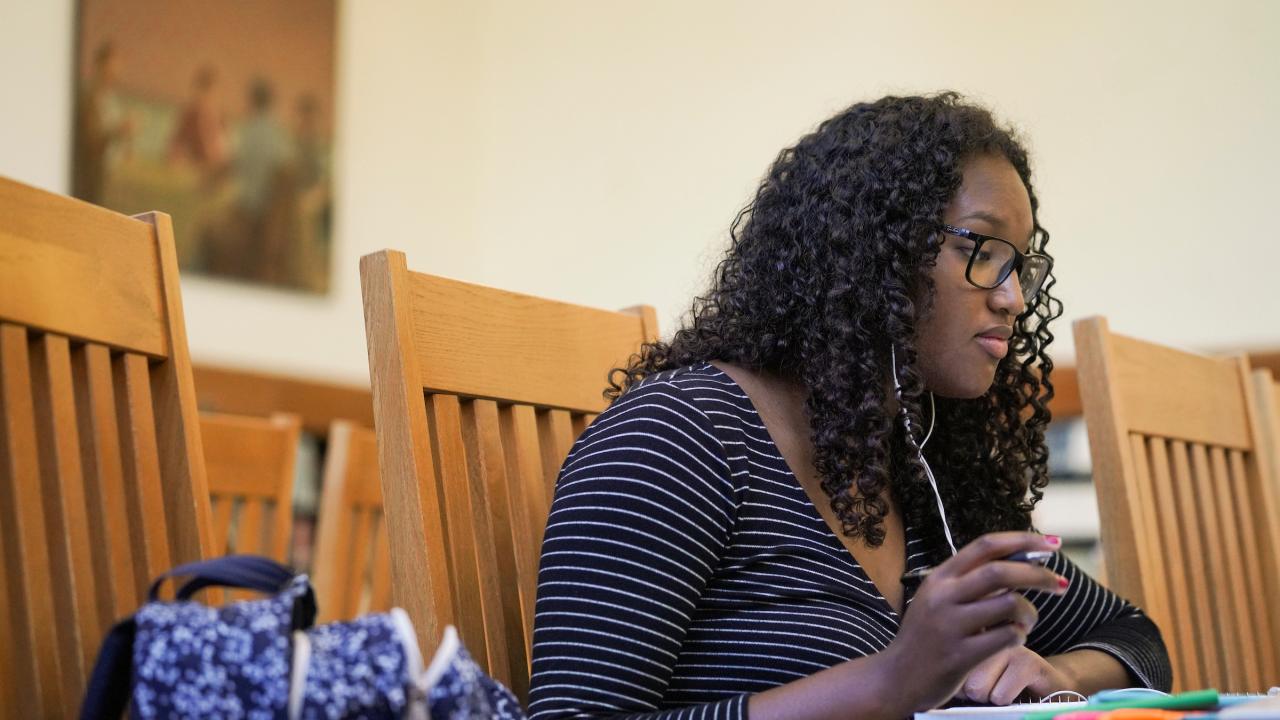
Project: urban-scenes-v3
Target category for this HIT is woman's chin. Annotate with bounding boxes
[927,372,996,399]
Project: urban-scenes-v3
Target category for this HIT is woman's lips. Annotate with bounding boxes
[976,335,1010,359]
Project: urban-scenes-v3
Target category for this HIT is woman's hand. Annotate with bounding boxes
[957,646,1075,705]
[882,532,1068,713]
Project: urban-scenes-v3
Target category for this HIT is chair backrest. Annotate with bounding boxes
[201,411,300,562]
[312,420,392,622]
[1074,316,1280,692]
[359,250,658,702]
[0,176,214,717]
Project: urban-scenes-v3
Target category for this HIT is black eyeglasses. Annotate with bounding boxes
[938,224,1052,304]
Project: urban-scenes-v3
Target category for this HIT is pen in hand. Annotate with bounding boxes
[900,550,1055,584]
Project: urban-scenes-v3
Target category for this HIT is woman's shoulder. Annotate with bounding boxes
[613,363,753,417]
[586,363,761,453]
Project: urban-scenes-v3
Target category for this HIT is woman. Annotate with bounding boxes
[528,93,1171,720]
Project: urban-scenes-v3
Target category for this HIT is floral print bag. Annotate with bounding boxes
[79,554,430,719]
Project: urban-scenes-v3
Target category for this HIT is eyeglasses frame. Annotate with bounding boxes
[937,223,1053,302]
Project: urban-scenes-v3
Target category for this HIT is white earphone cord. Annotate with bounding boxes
[890,346,958,556]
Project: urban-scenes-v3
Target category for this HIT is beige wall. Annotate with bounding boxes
[3,1,1278,384]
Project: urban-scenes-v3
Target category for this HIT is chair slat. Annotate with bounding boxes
[1207,446,1261,690]
[348,506,377,617]
[229,499,265,603]
[1189,443,1244,690]
[1227,449,1279,681]
[115,352,173,595]
[73,342,138,624]
[1126,433,1170,636]
[0,324,63,715]
[210,496,235,555]
[1168,440,1222,684]
[236,499,266,562]
[205,496,235,606]
[427,394,511,682]
[1145,436,1202,690]
[537,409,575,506]
[30,333,98,708]
[466,398,529,699]
[500,402,548,663]
[266,499,288,565]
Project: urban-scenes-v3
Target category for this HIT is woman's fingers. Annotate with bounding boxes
[956,591,1039,636]
[948,560,1066,603]
[989,659,1035,706]
[956,624,1027,668]
[932,532,1060,580]
[960,649,1013,704]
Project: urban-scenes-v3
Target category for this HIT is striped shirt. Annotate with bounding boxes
[529,364,1171,719]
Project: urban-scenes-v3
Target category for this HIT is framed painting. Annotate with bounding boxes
[73,0,337,293]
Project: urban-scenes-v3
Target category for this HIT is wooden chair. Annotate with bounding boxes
[201,411,301,562]
[359,250,658,702]
[1074,316,1280,692]
[311,420,392,622]
[0,176,214,717]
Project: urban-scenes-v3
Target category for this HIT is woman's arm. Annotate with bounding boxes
[954,645,1134,705]
[1049,649,1132,695]
[1026,553,1173,691]
[949,552,1168,706]
[751,533,1070,720]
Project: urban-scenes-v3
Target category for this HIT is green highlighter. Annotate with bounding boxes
[1023,689,1221,720]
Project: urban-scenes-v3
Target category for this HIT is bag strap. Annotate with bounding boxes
[78,617,136,720]
[150,554,296,601]
[152,554,317,630]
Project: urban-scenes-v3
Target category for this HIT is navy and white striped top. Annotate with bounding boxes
[529,364,1171,719]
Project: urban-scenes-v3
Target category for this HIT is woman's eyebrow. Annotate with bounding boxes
[956,210,1007,229]
[956,210,1035,247]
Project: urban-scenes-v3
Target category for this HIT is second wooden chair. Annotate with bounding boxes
[201,411,301,562]
[311,419,392,622]
[359,250,658,702]
[1075,316,1280,692]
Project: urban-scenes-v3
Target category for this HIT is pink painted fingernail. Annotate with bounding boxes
[1057,576,1069,590]
[1045,535,1061,547]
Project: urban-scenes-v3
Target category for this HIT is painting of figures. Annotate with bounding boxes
[74,0,337,293]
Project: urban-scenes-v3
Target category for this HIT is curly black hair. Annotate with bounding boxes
[608,92,1063,559]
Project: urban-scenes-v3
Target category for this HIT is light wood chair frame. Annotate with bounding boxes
[1075,316,1280,692]
[0,177,214,717]
[358,249,657,702]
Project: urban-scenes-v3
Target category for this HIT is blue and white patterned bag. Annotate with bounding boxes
[423,626,524,720]
[80,555,525,720]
